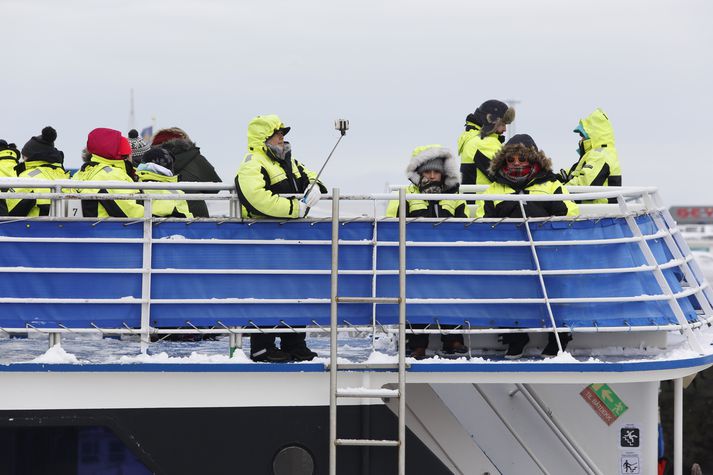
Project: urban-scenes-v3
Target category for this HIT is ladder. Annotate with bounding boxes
[328,188,408,475]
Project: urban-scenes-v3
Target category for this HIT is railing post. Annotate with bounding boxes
[229,189,240,219]
[519,201,563,353]
[229,328,243,357]
[674,378,683,475]
[140,200,153,354]
[616,195,704,353]
[48,332,61,349]
[397,186,406,475]
[329,188,340,475]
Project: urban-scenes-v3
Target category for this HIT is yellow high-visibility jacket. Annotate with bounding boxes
[136,170,193,218]
[73,155,144,218]
[565,108,621,204]
[235,115,325,218]
[7,161,70,217]
[457,122,504,186]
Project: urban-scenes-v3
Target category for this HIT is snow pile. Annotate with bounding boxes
[365,351,397,364]
[118,351,249,364]
[29,345,79,364]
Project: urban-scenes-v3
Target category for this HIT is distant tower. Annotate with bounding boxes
[129,89,136,131]
[505,99,521,141]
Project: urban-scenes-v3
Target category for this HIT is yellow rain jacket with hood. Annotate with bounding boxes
[477,134,578,218]
[564,108,621,203]
[458,100,515,186]
[386,144,469,218]
[235,115,326,218]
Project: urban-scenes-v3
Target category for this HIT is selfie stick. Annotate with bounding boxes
[304,119,349,196]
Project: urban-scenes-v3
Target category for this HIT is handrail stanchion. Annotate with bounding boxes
[397,186,406,475]
[329,188,340,475]
[140,200,153,354]
[616,195,704,353]
[518,201,563,353]
[674,377,683,475]
[646,190,713,319]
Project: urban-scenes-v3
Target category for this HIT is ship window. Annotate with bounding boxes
[272,445,315,475]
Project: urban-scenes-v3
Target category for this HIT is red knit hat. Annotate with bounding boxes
[151,127,190,146]
[119,137,132,157]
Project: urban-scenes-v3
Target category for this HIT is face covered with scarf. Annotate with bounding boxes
[499,152,541,185]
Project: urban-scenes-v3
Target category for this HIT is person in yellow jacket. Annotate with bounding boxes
[7,127,70,217]
[458,99,515,187]
[0,140,19,178]
[235,115,326,219]
[0,140,20,216]
[386,144,469,218]
[136,148,193,218]
[235,115,326,362]
[558,108,621,204]
[386,145,469,359]
[73,128,144,218]
[477,134,579,219]
[478,134,577,359]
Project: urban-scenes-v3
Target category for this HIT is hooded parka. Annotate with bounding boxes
[565,108,621,203]
[235,115,326,219]
[73,128,144,218]
[136,170,193,218]
[157,138,221,218]
[476,137,578,218]
[7,155,69,217]
[386,145,469,218]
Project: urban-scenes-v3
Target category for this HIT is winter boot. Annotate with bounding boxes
[504,333,530,360]
[251,346,292,363]
[541,332,572,357]
[285,345,318,362]
[407,347,427,360]
[442,339,469,355]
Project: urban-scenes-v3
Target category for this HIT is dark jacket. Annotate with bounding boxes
[158,139,222,217]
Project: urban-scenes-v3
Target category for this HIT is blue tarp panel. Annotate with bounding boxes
[0,218,703,329]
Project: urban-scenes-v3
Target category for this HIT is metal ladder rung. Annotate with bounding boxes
[336,388,399,398]
[337,296,400,304]
[335,438,400,447]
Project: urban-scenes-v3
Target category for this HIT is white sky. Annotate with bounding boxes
[3,0,712,204]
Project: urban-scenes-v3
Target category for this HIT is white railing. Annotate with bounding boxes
[0,180,710,355]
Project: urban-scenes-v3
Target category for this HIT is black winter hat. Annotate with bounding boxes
[0,140,20,160]
[22,127,58,158]
[465,100,515,137]
[141,147,175,173]
[506,134,538,151]
[416,157,445,175]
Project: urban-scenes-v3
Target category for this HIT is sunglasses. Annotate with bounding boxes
[506,155,531,164]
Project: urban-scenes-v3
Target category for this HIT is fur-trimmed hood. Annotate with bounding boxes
[488,136,552,177]
[406,144,460,190]
[157,138,196,156]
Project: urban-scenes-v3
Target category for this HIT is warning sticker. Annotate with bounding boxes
[620,426,640,448]
[620,452,641,474]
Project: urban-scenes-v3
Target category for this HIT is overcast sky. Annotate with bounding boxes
[3,0,712,204]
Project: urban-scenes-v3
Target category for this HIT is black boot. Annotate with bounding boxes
[284,345,318,361]
[541,332,572,357]
[251,346,292,363]
[504,333,530,360]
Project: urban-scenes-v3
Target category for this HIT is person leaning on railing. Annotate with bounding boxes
[7,127,70,217]
[476,134,578,359]
[72,128,144,218]
[386,144,470,359]
[235,114,327,363]
[557,108,621,204]
[136,148,193,218]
